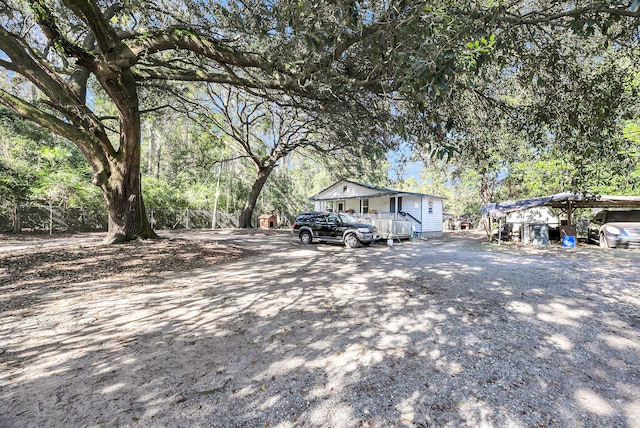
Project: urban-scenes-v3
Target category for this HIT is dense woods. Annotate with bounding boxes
[1,1,640,241]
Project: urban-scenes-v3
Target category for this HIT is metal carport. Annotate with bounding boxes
[481,192,640,241]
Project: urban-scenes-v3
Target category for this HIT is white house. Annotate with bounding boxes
[309,180,445,237]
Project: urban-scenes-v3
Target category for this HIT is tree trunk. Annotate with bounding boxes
[238,165,274,228]
[153,128,162,179]
[478,168,492,239]
[97,105,157,243]
[12,204,21,233]
[97,70,157,244]
[100,166,157,244]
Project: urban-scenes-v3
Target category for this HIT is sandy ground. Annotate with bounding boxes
[1,230,639,427]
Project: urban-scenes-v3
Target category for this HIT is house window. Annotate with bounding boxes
[327,201,334,212]
[389,197,402,212]
[429,201,433,214]
[362,199,369,214]
[343,185,348,192]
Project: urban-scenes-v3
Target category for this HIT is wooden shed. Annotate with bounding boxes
[259,214,277,229]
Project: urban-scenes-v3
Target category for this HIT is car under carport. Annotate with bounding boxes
[481,192,640,245]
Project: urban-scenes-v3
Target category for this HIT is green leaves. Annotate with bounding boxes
[0,158,33,203]
[0,107,99,206]
[465,35,496,53]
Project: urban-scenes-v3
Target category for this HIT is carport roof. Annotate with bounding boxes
[481,192,640,217]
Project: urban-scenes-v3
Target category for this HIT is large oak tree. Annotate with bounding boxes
[1,0,639,241]
[185,84,392,228]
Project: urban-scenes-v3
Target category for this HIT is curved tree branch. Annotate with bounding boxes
[0,89,108,172]
[501,4,640,26]
[121,28,267,71]
[0,28,115,159]
[59,0,120,53]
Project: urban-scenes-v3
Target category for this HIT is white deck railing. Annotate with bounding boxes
[363,218,413,238]
[350,213,414,238]
[353,213,414,235]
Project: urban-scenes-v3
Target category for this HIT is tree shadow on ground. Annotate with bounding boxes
[1,234,639,427]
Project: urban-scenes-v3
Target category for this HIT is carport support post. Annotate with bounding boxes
[567,200,573,229]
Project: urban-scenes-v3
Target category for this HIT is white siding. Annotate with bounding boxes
[313,199,361,213]
[310,180,444,235]
[368,198,388,214]
[314,181,380,200]
[345,200,360,213]
[420,198,443,233]
[401,196,423,233]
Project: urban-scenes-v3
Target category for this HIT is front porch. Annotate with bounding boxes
[350,213,414,239]
[314,199,419,235]
[310,180,445,237]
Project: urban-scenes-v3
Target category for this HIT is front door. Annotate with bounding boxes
[389,197,403,213]
[336,201,345,212]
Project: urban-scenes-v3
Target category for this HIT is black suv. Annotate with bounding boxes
[292,212,380,248]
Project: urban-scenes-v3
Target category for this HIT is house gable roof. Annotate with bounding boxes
[310,179,445,201]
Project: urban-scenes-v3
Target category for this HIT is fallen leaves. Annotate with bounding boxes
[0,239,252,311]
[198,379,231,396]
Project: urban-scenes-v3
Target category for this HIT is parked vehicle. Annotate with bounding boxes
[292,212,380,248]
[587,210,640,248]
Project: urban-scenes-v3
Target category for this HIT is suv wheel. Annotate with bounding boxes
[344,233,361,248]
[299,230,313,245]
[599,233,609,248]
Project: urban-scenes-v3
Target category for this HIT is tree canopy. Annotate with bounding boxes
[1,1,640,241]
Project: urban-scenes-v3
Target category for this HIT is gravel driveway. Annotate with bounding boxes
[1,231,639,427]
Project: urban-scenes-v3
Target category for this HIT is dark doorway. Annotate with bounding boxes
[389,197,403,212]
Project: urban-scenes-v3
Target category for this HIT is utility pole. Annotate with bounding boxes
[211,161,222,229]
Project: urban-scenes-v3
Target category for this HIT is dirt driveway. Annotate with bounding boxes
[1,231,639,427]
